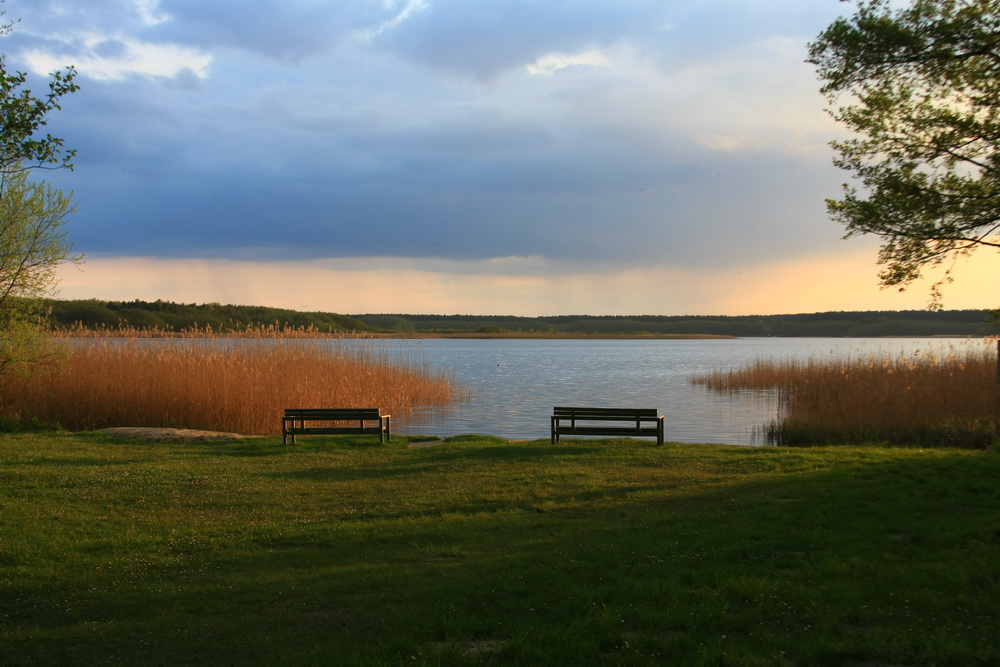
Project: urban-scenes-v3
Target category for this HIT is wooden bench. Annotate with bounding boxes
[551,406,664,446]
[282,408,391,445]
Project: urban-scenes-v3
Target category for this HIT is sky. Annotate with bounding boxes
[5,0,997,316]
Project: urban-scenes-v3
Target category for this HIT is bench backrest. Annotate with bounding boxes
[553,407,659,420]
[284,408,384,420]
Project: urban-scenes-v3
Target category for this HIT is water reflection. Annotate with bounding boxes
[371,337,989,445]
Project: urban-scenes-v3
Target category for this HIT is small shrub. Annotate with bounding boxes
[0,415,61,433]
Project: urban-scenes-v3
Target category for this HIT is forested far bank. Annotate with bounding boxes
[44,299,371,333]
[40,299,998,337]
[360,311,998,337]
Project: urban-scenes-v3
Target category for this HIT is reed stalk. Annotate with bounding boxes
[693,339,1000,448]
[3,326,460,433]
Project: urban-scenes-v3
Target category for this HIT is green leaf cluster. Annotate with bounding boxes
[0,173,78,378]
[809,0,1000,307]
[0,3,80,376]
[0,2,78,175]
[0,171,78,306]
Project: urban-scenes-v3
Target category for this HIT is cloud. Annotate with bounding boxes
[375,0,668,79]
[46,134,840,269]
[355,0,429,41]
[147,0,424,62]
[31,16,842,268]
[54,249,1000,316]
[526,49,610,77]
[18,0,965,317]
[23,37,211,80]
[132,0,171,27]
[9,0,210,79]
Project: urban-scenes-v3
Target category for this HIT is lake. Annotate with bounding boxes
[370,337,991,444]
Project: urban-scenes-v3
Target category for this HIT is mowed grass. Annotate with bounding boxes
[1,431,997,665]
[694,340,1000,448]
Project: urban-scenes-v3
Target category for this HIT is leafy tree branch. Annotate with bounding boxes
[809,0,1000,307]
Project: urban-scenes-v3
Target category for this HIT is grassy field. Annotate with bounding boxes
[1,431,997,665]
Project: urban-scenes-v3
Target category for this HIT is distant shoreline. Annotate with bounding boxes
[362,332,735,340]
[45,299,997,337]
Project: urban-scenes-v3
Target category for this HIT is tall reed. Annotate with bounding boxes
[51,321,374,339]
[693,340,1000,448]
[4,326,460,434]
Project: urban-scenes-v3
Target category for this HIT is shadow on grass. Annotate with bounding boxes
[261,438,611,483]
[4,443,998,665]
[408,439,597,461]
[211,452,999,663]
[263,448,596,484]
[9,457,145,467]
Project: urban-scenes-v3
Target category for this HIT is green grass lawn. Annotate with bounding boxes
[1,431,997,666]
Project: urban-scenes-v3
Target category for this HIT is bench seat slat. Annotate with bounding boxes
[557,418,660,424]
[284,427,378,435]
[553,407,659,417]
[284,409,382,418]
[559,426,663,436]
[282,408,391,445]
[551,406,664,446]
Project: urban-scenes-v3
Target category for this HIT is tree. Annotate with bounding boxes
[0,169,79,376]
[0,3,78,175]
[808,0,1000,307]
[0,2,80,379]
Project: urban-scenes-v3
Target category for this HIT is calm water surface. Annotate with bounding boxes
[374,337,988,445]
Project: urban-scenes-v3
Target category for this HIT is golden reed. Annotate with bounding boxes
[693,339,1000,447]
[5,325,460,434]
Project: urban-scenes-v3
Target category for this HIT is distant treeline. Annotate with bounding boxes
[43,299,998,337]
[44,299,369,333]
[355,311,998,336]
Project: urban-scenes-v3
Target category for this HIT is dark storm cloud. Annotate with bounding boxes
[150,0,384,62]
[5,0,850,271]
[376,0,667,79]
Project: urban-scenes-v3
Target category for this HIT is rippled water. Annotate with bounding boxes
[372,337,989,445]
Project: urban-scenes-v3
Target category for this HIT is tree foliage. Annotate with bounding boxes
[0,2,80,379]
[0,171,78,376]
[808,0,1000,306]
[42,300,997,337]
[0,5,78,175]
[0,171,78,307]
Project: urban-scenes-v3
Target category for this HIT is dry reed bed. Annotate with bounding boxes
[693,340,1000,448]
[6,328,460,434]
[51,322,374,339]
